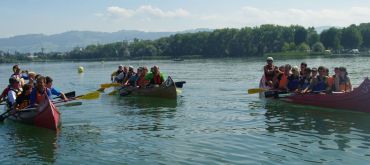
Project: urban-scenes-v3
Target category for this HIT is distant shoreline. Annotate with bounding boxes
[2,53,370,64]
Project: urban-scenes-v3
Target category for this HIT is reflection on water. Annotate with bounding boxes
[261,100,370,163]
[2,122,58,164]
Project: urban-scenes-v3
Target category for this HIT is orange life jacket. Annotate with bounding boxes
[327,76,334,88]
[339,83,351,92]
[339,77,351,92]
[278,74,288,89]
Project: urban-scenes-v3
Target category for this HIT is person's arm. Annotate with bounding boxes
[334,76,340,92]
[30,89,36,106]
[160,73,165,84]
[348,77,352,92]
[111,71,116,81]
[46,89,52,98]
[52,87,68,101]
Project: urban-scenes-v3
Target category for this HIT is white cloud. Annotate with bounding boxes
[95,5,370,32]
[107,6,134,18]
[238,6,370,27]
[105,5,190,19]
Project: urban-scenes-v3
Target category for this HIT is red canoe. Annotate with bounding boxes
[277,78,370,113]
[8,98,61,130]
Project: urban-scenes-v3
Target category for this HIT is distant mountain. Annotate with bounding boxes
[0,28,212,53]
[315,26,342,33]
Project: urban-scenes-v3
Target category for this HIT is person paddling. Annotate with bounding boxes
[10,65,25,87]
[14,84,32,110]
[30,76,52,107]
[45,76,68,101]
[335,67,352,92]
[263,57,276,88]
[111,65,126,83]
[6,78,21,110]
[145,65,165,86]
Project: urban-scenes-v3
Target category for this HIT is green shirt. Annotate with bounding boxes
[145,73,165,84]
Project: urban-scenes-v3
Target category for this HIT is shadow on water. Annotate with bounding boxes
[100,95,180,135]
[118,96,178,109]
[3,122,58,164]
[263,100,370,151]
[102,93,179,110]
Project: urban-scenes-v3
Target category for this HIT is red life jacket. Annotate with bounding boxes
[1,86,10,99]
[36,88,47,105]
[154,74,162,85]
[264,65,275,81]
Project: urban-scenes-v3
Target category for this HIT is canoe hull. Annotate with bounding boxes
[8,99,61,130]
[118,76,177,99]
[270,78,370,113]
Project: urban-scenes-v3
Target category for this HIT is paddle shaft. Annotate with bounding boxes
[0,101,82,122]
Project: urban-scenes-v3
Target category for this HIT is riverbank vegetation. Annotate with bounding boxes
[1,23,370,63]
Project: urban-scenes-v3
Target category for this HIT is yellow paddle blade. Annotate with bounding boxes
[176,89,182,94]
[248,88,266,94]
[97,87,105,92]
[78,91,100,100]
[100,83,121,88]
[108,90,118,96]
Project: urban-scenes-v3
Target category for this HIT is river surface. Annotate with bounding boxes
[1,57,370,164]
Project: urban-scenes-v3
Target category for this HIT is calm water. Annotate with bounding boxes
[1,57,370,164]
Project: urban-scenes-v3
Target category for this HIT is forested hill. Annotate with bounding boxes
[1,23,369,63]
[0,29,211,53]
[61,23,370,60]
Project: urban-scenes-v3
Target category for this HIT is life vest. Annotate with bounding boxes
[153,74,162,85]
[327,76,335,90]
[17,94,30,109]
[115,70,123,76]
[6,88,20,107]
[278,74,288,89]
[339,77,351,92]
[35,88,48,105]
[313,76,327,91]
[299,76,311,89]
[0,86,10,99]
[264,65,275,82]
[287,75,300,91]
[136,75,147,87]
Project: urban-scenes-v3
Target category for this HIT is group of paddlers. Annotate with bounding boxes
[110,65,165,87]
[0,65,68,111]
[263,57,352,93]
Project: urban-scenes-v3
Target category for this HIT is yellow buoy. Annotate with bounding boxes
[78,66,84,73]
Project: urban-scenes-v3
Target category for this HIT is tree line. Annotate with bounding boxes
[1,23,370,62]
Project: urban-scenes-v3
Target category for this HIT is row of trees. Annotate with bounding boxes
[2,23,370,61]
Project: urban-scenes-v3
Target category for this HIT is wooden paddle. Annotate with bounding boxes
[52,91,76,99]
[72,91,100,100]
[248,88,269,94]
[97,83,122,92]
[175,81,186,88]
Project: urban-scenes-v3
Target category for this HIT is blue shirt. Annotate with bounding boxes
[50,87,62,96]
[30,88,52,106]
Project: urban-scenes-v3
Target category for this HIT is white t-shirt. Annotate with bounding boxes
[7,90,17,105]
[116,72,126,80]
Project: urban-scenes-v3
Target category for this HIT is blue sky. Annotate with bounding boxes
[1,0,370,37]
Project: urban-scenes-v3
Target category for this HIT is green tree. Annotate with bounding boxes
[307,27,320,46]
[312,42,325,53]
[320,27,341,50]
[341,25,363,49]
[294,26,308,45]
[297,43,310,52]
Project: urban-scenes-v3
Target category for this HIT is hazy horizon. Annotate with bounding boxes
[1,0,370,38]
